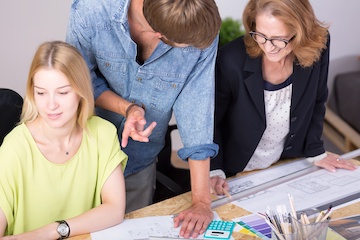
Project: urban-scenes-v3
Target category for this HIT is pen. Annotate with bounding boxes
[324,204,332,215]
[288,193,297,219]
[223,188,232,199]
[337,148,360,160]
[320,209,333,222]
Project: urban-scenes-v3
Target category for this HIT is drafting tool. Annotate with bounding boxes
[211,162,319,209]
[301,191,360,217]
[338,148,360,160]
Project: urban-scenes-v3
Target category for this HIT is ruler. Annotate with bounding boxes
[302,191,360,217]
[211,165,320,209]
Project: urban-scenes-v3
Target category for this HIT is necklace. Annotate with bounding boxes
[64,128,79,155]
[41,123,79,156]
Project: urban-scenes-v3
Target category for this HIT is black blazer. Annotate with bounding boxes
[212,36,330,177]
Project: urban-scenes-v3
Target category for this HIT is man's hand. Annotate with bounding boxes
[174,158,213,238]
[210,176,229,196]
[173,201,213,239]
[314,152,358,172]
[121,105,156,148]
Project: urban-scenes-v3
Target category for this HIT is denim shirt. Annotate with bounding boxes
[66,0,219,176]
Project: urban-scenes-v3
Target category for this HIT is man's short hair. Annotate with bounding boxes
[143,0,221,49]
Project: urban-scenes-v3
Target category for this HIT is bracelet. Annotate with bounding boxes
[125,103,145,118]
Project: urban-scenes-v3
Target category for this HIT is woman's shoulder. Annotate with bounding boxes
[1,123,28,145]
[86,116,117,134]
[0,124,31,159]
[218,36,247,62]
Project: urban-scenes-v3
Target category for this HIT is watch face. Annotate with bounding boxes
[58,223,69,236]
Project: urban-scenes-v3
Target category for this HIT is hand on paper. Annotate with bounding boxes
[121,106,157,148]
[210,176,229,196]
[314,152,358,172]
[173,201,213,239]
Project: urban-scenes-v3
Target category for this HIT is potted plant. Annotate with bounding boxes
[219,17,245,47]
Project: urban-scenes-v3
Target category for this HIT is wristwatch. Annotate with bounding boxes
[56,220,70,239]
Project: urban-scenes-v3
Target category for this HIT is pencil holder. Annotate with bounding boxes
[271,229,299,240]
[270,216,301,240]
[298,219,330,240]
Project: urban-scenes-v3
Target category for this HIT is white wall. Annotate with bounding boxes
[1,1,359,97]
[0,0,72,96]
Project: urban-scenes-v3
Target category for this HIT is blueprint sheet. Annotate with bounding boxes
[228,161,360,213]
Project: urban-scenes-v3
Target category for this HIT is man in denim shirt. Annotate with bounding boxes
[66,0,221,238]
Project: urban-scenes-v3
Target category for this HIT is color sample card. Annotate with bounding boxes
[233,214,271,239]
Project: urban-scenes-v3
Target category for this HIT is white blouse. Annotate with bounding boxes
[244,78,292,171]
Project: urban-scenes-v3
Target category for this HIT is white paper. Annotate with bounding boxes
[226,158,313,196]
[230,166,360,214]
[91,216,179,240]
[91,212,230,240]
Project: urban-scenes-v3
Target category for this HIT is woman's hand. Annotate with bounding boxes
[314,152,358,172]
[210,176,229,196]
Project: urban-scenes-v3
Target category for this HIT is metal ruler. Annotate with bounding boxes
[211,165,320,209]
[302,191,360,217]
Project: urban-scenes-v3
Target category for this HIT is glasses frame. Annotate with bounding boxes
[249,31,296,49]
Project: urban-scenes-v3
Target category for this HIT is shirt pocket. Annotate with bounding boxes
[145,74,185,113]
[96,57,128,95]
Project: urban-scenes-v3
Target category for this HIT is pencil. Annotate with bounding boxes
[315,211,324,223]
[302,212,311,224]
[223,188,232,199]
[288,193,297,219]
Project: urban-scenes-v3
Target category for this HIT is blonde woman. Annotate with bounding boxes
[0,41,127,239]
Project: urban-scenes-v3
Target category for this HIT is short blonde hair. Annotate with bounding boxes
[143,0,221,49]
[21,41,94,129]
[243,0,329,67]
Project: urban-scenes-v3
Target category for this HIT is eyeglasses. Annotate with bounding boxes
[249,31,296,49]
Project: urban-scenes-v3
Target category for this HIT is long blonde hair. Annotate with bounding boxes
[21,41,94,129]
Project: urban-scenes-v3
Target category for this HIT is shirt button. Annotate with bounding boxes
[105,62,110,67]
[137,77,142,82]
[172,83,177,88]
[285,146,293,151]
[291,117,297,122]
[290,134,295,138]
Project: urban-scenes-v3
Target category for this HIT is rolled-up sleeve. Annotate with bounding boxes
[174,37,219,161]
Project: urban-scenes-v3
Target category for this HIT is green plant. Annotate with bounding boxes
[219,17,245,47]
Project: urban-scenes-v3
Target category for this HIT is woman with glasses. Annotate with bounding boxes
[210,0,357,195]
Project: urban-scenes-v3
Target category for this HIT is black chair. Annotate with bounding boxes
[153,124,191,203]
[0,88,23,145]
